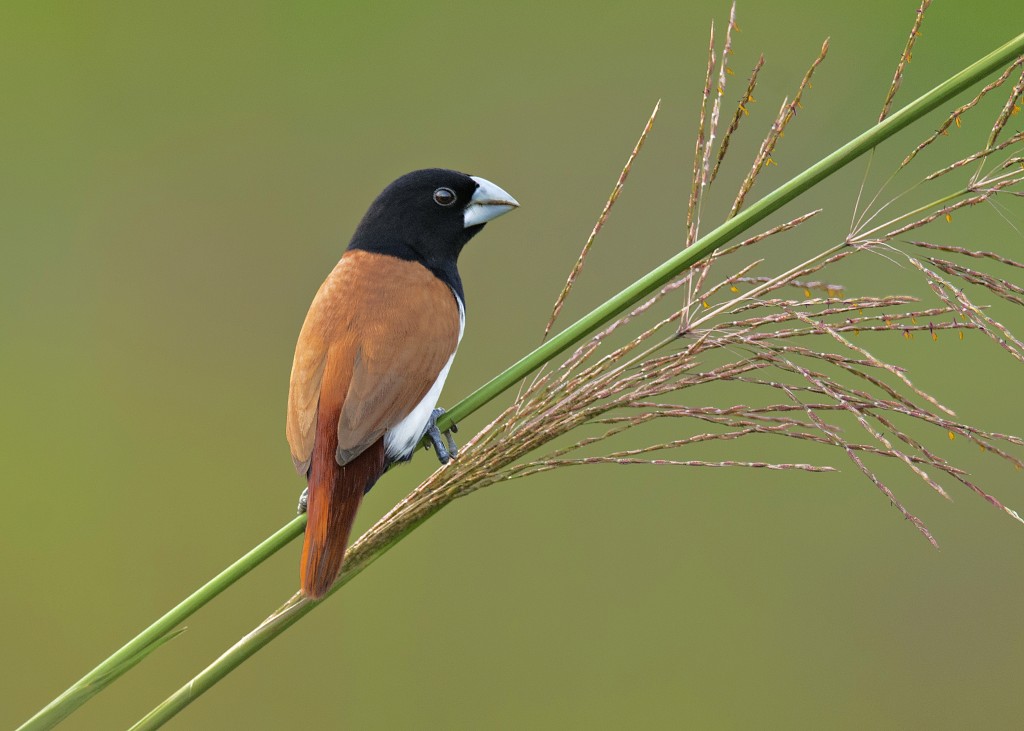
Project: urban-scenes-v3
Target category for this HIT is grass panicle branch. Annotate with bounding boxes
[900,55,1024,170]
[544,100,661,339]
[687,18,717,244]
[879,0,933,122]
[711,53,764,186]
[987,64,1024,149]
[730,38,829,217]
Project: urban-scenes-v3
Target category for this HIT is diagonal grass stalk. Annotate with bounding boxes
[18,27,1024,731]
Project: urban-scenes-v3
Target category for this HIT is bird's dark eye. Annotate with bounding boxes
[433,187,457,207]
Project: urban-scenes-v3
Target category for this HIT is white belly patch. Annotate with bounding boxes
[383,295,465,461]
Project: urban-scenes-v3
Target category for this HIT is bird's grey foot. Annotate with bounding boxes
[297,486,309,515]
[423,407,458,464]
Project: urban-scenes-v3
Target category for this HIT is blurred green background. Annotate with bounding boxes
[3,2,1023,729]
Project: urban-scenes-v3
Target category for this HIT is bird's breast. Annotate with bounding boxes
[383,295,464,461]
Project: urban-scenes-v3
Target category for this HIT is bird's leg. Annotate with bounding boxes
[297,486,309,515]
[423,407,459,464]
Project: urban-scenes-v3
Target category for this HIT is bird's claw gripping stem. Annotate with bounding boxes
[424,407,458,464]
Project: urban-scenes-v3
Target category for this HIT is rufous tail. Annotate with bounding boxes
[300,408,385,599]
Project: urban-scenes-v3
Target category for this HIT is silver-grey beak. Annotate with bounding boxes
[464,175,519,228]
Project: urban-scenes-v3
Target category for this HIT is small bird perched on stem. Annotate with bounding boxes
[286,169,518,599]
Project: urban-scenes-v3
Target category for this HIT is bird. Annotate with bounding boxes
[286,168,518,599]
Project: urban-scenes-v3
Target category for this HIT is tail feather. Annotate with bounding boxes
[300,411,385,599]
